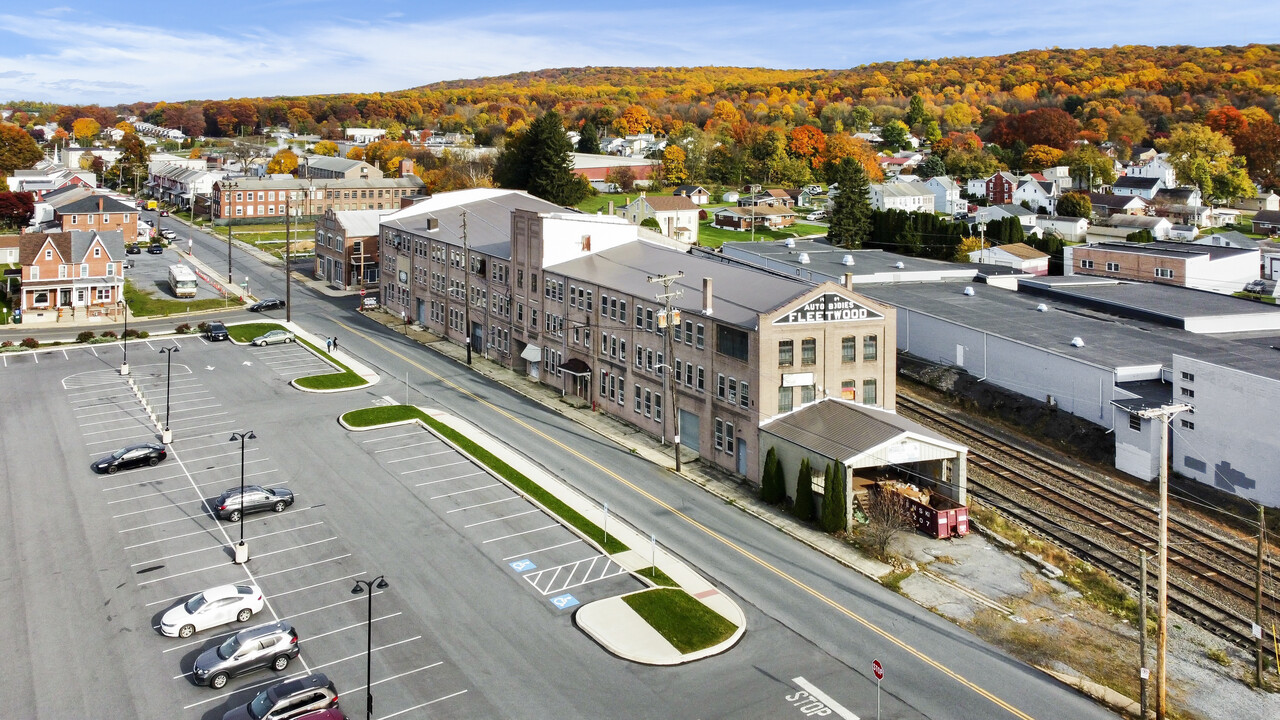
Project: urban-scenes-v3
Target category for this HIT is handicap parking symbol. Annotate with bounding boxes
[549,593,579,610]
[509,559,536,572]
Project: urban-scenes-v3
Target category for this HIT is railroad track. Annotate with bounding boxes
[897,395,1278,649]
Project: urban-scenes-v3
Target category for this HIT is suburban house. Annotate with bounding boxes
[1112,175,1165,199]
[51,195,139,238]
[712,205,797,231]
[313,208,387,290]
[344,128,386,145]
[672,185,710,205]
[1191,231,1260,250]
[786,187,818,208]
[738,189,795,208]
[1040,166,1073,192]
[1106,214,1173,240]
[924,176,963,215]
[0,234,20,264]
[1252,210,1280,235]
[212,176,426,222]
[1154,186,1203,208]
[1169,224,1197,242]
[1035,215,1089,243]
[985,172,1018,205]
[869,183,935,213]
[299,155,384,180]
[17,230,126,323]
[1064,240,1259,294]
[981,205,1041,237]
[1127,156,1178,187]
[966,177,988,198]
[6,160,97,194]
[1087,192,1150,218]
[1013,177,1059,214]
[1239,192,1280,212]
[147,163,226,211]
[968,242,1050,275]
[622,194,700,245]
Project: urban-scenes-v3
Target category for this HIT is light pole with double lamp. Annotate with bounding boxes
[228,430,256,564]
[158,345,179,443]
[351,575,389,720]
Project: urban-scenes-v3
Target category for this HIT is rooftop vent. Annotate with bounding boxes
[894,261,905,269]
[842,254,855,266]
[1036,303,1048,312]
[784,238,796,248]
[1071,336,1085,347]
[963,286,975,296]
[798,252,811,264]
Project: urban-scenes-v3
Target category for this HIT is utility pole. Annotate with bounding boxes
[285,189,292,322]
[1140,550,1149,719]
[462,209,471,365]
[1133,402,1193,720]
[647,272,684,472]
[1258,505,1267,688]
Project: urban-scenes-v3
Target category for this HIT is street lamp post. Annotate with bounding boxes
[158,345,179,443]
[228,431,256,564]
[351,576,389,720]
[120,297,130,376]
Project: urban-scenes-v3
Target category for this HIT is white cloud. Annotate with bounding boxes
[0,2,1277,105]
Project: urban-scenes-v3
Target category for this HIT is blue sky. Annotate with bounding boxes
[2,1,1278,105]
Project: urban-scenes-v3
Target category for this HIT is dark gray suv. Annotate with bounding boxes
[192,621,299,689]
[216,485,295,522]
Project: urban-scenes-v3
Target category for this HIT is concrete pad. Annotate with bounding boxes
[575,595,682,665]
[899,573,977,622]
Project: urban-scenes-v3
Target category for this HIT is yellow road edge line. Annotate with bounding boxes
[336,319,1035,720]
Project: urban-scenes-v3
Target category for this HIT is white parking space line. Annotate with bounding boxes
[77,405,145,420]
[361,431,420,443]
[120,513,213,533]
[501,539,580,561]
[416,471,486,487]
[166,411,230,424]
[481,524,559,544]
[86,433,156,447]
[254,536,338,560]
[373,440,438,453]
[308,636,422,671]
[298,613,401,644]
[79,413,150,428]
[446,496,520,512]
[403,460,469,475]
[165,447,257,464]
[350,662,445,694]
[280,591,382,621]
[181,671,304,708]
[429,483,501,500]
[381,689,468,719]
[254,554,352,579]
[268,572,362,599]
[130,523,322,566]
[176,418,238,433]
[463,509,540,529]
[386,450,452,464]
[112,496,209,519]
[137,558,230,587]
[523,556,630,595]
[83,423,155,436]
[101,466,274,492]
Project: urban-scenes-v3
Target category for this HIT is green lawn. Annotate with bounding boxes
[576,194,632,214]
[635,566,678,587]
[697,221,827,249]
[124,279,244,316]
[622,588,738,653]
[340,404,628,553]
[342,405,422,427]
[226,322,286,343]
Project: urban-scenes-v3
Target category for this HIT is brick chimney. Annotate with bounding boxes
[400,158,415,177]
[98,197,104,212]
[702,277,713,315]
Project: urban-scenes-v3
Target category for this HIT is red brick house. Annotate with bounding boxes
[985,172,1017,206]
[52,195,137,235]
[18,230,126,323]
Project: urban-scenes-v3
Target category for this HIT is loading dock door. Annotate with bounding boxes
[679,409,700,455]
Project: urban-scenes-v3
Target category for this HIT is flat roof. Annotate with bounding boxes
[857,279,1280,377]
[1020,276,1280,330]
[548,240,817,329]
[381,190,566,259]
[720,239,973,278]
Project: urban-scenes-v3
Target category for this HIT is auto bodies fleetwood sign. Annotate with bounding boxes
[773,293,884,325]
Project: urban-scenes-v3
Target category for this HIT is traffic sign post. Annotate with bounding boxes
[873,659,883,720]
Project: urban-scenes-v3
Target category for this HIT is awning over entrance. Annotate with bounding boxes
[520,344,542,362]
[559,357,591,377]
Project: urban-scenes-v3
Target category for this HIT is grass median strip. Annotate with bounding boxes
[228,322,368,390]
[622,588,738,653]
[125,279,243,316]
[342,405,627,554]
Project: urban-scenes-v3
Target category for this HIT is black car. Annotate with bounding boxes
[147,243,165,255]
[206,322,229,341]
[93,443,167,474]
[126,243,142,255]
[192,621,300,689]
[248,298,286,312]
[222,673,338,720]
[216,485,295,522]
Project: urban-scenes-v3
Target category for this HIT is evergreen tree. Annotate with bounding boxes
[829,463,846,533]
[827,158,872,248]
[494,110,589,206]
[793,458,815,522]
[916,155,946,179]
[577,122,601,154]
[761,447,783,504]
[820,462,838,531]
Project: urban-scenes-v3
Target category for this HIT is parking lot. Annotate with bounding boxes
[357,423,642,612]
[247,339,335,382]
[126,238,228,303]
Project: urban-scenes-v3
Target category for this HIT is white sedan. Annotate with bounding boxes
[160,584,265,638]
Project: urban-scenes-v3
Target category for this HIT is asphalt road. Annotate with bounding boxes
[0,207,1120,719]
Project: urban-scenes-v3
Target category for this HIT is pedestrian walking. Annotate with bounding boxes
[325,337,333,353]
[331,336,338,350]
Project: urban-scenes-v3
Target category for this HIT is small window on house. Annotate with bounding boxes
[801,338,816,366]
[1181,371,1194,382]
[841,380,856,400]
[1180,419,1194,430]
[862,378,877,405]
[1129,413,1142,431]
[842,336,856,363]
[1181,387,1194,398]
[778,340,794,367]
[863,335,878,361]
[1105,262,1120,272]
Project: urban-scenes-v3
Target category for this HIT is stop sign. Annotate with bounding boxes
[360,288,366,296]
[873,659,883,680]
